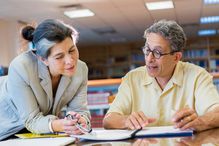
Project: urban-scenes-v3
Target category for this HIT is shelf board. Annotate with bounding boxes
[88,78,121,86]
[88,104,110,110]
[210,56,219,59]
[211,72,219,78]
[132,61,145,64]
[107,62,129,67]
[183,57,208,61]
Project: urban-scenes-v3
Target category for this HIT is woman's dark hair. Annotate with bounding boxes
[22,26,34,41]
[21,19,78,58]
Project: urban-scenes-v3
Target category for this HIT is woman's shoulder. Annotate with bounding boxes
[76,60,88,71]
[10,51,37,69]
[8,51,37,80]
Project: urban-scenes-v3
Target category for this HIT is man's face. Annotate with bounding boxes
[144,33,182,79]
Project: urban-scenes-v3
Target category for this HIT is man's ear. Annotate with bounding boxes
[37,55,49,66]
[175,52,182,61]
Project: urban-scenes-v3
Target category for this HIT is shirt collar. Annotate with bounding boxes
[169,61,183,87]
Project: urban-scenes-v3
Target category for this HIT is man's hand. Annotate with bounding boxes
[172,106,219,132]
[172,106,199,131]
[125,111,156,130]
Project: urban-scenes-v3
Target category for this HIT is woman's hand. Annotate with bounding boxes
[52,111,88,135]
[63,111,88,135]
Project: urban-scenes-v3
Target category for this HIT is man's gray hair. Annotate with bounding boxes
[144,20,186,52]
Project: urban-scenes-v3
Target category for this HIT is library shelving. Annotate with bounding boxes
[79,41,145,80]
[87,78,121,128]
[183,36,219,72]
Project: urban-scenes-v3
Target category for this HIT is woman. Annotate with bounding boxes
[0,19,91,140]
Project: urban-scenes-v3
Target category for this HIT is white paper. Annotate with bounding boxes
[71,129,132,141]
[0,137,75,146]
[136,126,192,136]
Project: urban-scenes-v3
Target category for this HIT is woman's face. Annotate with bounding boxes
[43,37,79,77]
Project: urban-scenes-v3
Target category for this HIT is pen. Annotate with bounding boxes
[66,114,92,134]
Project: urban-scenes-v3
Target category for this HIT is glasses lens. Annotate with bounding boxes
[153,50,161,59]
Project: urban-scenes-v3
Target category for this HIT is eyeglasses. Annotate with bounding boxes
[66,114,92,134]
[142,46,177,59]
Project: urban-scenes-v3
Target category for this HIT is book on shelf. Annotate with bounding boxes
[71,126,193,141]
[87,92,110,105]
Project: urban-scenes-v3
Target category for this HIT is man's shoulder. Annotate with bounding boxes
[180,61,206,72]
[179,61,210,77]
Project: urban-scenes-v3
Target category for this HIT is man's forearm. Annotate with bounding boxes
[195,107,219,131]
[203,107,219,129]
[103,113,127,129]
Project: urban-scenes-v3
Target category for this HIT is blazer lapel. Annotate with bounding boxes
[38,60,53,105]
[53,76,71,114]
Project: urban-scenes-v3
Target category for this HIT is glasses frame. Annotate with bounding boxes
[66,114,92,134]
[142,46,178,59]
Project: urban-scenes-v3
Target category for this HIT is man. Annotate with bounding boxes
[103,20,219,131]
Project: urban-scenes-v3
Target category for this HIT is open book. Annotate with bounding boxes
[71,126,193,141]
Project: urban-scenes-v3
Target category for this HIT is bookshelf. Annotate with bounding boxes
[183,36,219,72]
[79,42,145,80]
[87,78,121,128]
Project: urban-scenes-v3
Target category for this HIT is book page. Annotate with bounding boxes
[71,129,133,141]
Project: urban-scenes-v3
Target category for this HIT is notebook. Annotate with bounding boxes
[71,126,193,141]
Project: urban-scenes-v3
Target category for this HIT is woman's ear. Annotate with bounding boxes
[37,55,49,66]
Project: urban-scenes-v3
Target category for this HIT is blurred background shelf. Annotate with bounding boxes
[87,78,121,128]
